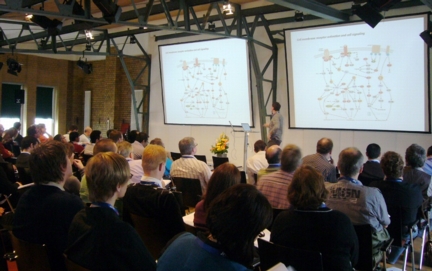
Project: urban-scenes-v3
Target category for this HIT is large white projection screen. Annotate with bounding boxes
[159,38,253,127]
[286,14,430,133]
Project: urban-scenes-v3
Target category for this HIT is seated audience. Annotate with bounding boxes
[79,126,92,144]
[194,162,241,228]
[37,123,52,143]
[370,151,423,239]
[13,141,84,271]
[246,140,268,184]
[63,125,78,143]
[271,165,358,271]
[326,147,390,266]
[257,145,281,180]
[65,143,83,194]
[158,184,272,271]
[149,137,172,178]
[66,152,156,271]
[358,143,385,186]
[2,128,18,153]
[70,131,84,154]
[84,130,102,155]
[423,146,432,176]
[302,137,336,183]
[123,144,185,247]
[403,144,432,211]
[53,134,68,143]
[117,141,143,184]
[257,144,301,209]
[16,136,39,169]
[109,129,123,143]
[132,131,148,160]
[170,137,211,193]
[13,122,23,147]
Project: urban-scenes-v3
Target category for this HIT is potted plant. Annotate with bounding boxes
[210,133,229,157]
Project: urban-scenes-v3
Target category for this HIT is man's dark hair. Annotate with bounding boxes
[272,102,281,111]
[427,146,432,157]
[108,130,122,143]
[381,151,404,179]
[136,132,149,143]
[254,140,266,153]
[69,132,80,142]
[94,139,117,155]
[128,130,138,143]
[405,144,426,168]
[338,147,363,177]
[21,136,39,150]
[316,138,333,154]
[29,141,68,184]
[366,143,381,159]
[27,125,38,137]
[90,130,102,143]
[106,129,113,138]
[13,122,21,130]
[281,144,302,172]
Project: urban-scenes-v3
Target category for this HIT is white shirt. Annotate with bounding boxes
[170,155,212,193]
[246,151,268,184]
[79,134,90,144]
[132,141,145,160]
[127,158,144,184]
[84,144,95,155]
[140,175,163,188]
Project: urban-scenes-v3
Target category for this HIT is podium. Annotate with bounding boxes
[230,122,259,170]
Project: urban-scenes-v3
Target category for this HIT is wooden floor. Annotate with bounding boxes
[385,237,432,271]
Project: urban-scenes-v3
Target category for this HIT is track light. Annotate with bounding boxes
[7,58,22,76]
[85,30,94,40]
[222,3,234,15]
[77,58,92,74]
[295,10,304,22]
[92,0,122,24]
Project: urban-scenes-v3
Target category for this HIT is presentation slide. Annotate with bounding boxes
[285,14,430,133]
[159,38,253,127]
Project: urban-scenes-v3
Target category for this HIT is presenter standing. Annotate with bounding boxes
[263,102,283,146]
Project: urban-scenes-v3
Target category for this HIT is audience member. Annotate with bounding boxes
[13,141,84,271]
[424,146,432,176]
[403,144,432,211]
[194,163,241,228]
[257,145,281,180]
[257,144,301,209]
[69,131,84,154]
[358,143,385,186]
[16,136,39,169]
[53,134,68,143]
[64,125,78,142]
[26,124,39,140]
[132,132,148,159]
[302,137,337,183]
[64,143,82,196]
[79,126,92,144]
[158,184,272,271]
[326,147,390,266]
[37,123,52,143]
[66,152,156,271]
[13,122,23,147]
[149,137,171,178]
[109,129,123,143]
[370,151,423,239]
[123,144,185,253]
[170,137,211,193]
[84,130,102,155]
[271,165,358,271]
[246,140,268,184]
[117,141,143,184]
[2,128,18,153]
[263,102,283,146]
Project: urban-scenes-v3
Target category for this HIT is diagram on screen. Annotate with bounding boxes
[178,57,229,118]
[315,45,394,121]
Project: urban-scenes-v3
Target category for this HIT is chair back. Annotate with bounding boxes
[9,231,51,271]
[194,155,207,164]
[353,224,374,270]
[258,239,323,271]
[64,254,91,271]
[212,156,229,169]
[129,213,173,260]
[171,177,202,208]
[0,162,16,183]
[17,167,32,184]
[171,152,182,161]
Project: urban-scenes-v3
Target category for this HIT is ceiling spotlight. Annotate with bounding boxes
[30,15,62,35]
[25,14,33,21]
[295,10,304,22]
[208,22,216,32]
[92,0,122,24]
[77,58,92,74]
[129,35,136,44]
[85,30,94,40]
[6,58,22,76]
[222,3,234,15]
[85,42,92,51]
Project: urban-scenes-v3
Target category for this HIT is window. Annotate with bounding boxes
[35,86,54,136]
[0,84,22,129]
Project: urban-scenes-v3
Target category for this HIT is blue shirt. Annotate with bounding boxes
[423,158,432,176]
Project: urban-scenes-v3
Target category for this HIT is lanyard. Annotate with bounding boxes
[338,176,362,185]
[195,237,225,257]
[90,201,119,216]
[139,181,160,187]
[386,178,402,183]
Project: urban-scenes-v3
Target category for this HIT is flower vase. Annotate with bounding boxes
[217,153,227,157]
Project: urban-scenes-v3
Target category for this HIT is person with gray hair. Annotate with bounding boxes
[302,137,337,183]
[257,144,301,209]
[170,137,212,193]
[326,147,390,266]
[403,143,432,211]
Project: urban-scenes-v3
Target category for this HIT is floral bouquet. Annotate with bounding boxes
[210,133,229,155]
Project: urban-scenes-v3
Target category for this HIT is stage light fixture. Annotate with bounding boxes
[222,3,234,15]
[85,30,94,40]
[129,35,136,44]
[420,30,432,47]
[77,58,93,74]
[85,42,92,51]
[354,3,383,28]
[92,0,122,24]
[30,15,63,35]
[6,58,22,76]
[294,10,304,22]
[25,14,33,21]
[208,22,216,32]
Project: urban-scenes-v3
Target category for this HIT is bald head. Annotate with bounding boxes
[266,145,282,164]
[317,138,333,155]
[84,126,92,136]
[338,147,363,177]
[94,139,117,155]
